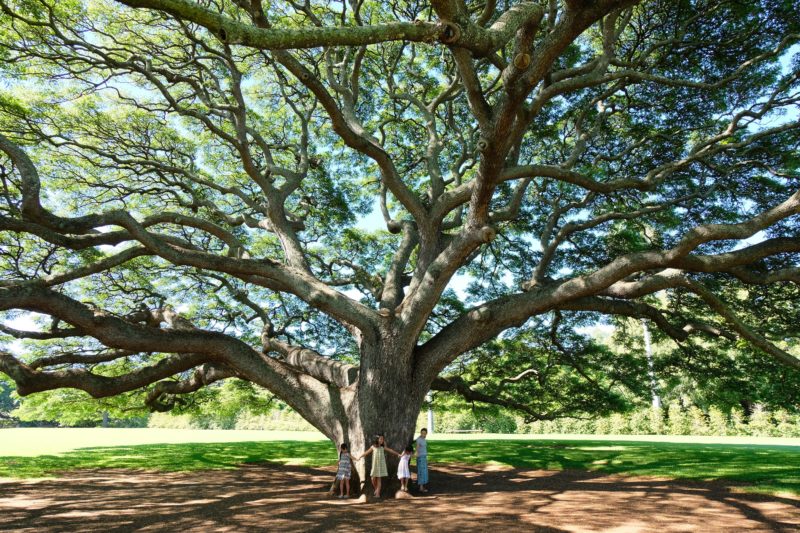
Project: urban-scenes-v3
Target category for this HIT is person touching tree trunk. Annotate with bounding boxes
[359,434,400,498]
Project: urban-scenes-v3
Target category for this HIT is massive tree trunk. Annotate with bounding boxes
[311,332,425,497]
[2,1,800,507]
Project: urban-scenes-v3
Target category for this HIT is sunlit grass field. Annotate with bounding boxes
[1,428,798,496]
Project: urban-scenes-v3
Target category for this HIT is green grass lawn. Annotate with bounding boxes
[1,429,798,496]
[433,438,800,496]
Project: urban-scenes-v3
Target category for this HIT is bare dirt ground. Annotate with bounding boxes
[1,463,798,532]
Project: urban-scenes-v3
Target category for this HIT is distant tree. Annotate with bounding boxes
[612,282,800,413]
[0,377,17,424]
[9,358,273,427]
[0,0,798,492]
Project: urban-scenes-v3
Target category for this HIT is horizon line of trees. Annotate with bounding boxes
[3,314,799,435]
[4,376,799,438]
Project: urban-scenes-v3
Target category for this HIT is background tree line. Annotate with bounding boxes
[5,317,798,436]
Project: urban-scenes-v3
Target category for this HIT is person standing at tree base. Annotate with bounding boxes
[336,443,352,499]
[398,445,413,492]
[359,434,400,498]
[415,428,429,492]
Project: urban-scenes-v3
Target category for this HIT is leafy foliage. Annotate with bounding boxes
[0,0,798,438]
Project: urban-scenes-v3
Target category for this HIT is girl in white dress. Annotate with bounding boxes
[397,445,413,492]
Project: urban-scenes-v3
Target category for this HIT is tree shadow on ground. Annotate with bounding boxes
[1,462,798,533]
[426,463,800,531]
[3,438,799,496]
[432,439,800,495]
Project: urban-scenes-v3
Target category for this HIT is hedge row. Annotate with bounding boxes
[148,404,800,438]
[515,405,799,437]
[148,408,315,431]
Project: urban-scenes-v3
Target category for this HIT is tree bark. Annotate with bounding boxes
[2,2,799,501]
[321,334,423,497]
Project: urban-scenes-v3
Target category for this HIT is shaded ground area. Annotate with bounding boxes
[1,463,798,532]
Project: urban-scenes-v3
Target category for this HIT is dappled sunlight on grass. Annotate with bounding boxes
[430,438,800,495]
[0,440,334,478]
[1,431,798,496]
[0,428,326,457]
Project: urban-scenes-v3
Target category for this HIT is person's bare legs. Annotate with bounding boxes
[372,476,381,497]
[343,478,350,498]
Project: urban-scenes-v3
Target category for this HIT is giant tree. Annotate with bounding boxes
[1,0,799,492]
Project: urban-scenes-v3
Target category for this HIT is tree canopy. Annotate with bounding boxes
[0,0,798,447]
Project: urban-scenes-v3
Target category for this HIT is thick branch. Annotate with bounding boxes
[416,191,800,382]
[29,349,137,370]
[431,375,552,421]
[266,336,358,388]
[0,285,307,401]
[145,363,238,411]
[115,0,443,48]
[0,323,85,340]
[0,349,208,397]
[0,134,376,332]
[0,284,347,437]
[685,280,800,369]
[380,223,417,310]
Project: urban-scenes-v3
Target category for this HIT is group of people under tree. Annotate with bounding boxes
[335,429,429,499]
